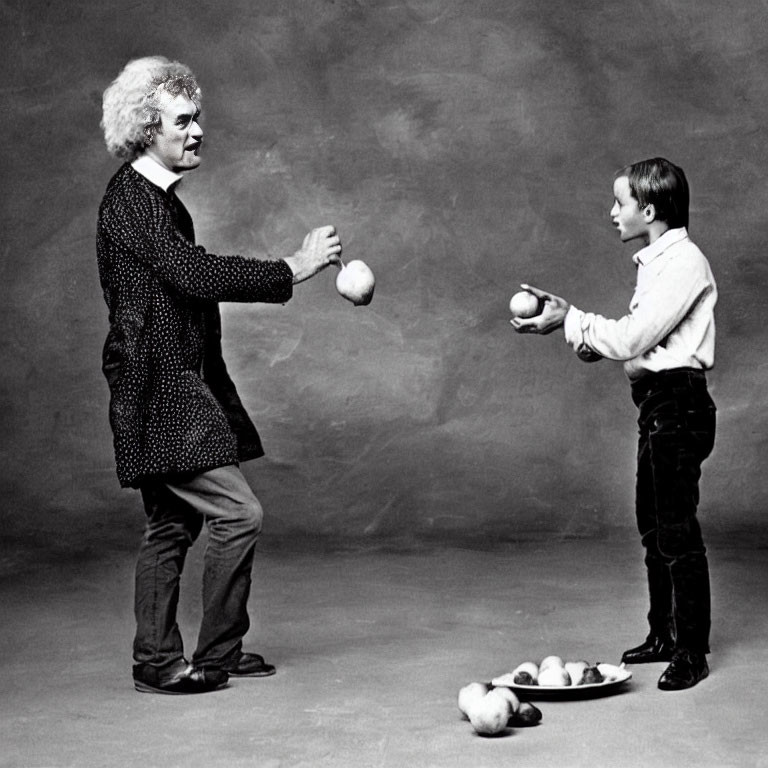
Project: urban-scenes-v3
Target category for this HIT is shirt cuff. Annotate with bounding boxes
[563,305,583,349]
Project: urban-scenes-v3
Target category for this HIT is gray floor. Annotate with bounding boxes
[2,533,766,768]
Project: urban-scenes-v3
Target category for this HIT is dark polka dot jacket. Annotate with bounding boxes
[97,164,293,488]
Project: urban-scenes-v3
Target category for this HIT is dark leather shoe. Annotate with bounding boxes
[658,650,708,691]
[621,635,675,664]
[133,659,229,694]
[220,652,276,678]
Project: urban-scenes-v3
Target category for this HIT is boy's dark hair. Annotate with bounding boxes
[617,157,689,229]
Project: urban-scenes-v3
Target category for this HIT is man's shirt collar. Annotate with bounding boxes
[131,154,183,193]
[633,227,689,266]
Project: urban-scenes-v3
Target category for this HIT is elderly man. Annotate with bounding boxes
[97,56,341,694]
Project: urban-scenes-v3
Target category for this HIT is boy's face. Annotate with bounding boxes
[610,176,649,244]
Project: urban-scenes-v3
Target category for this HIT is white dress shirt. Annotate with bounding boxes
[563,228,717,381]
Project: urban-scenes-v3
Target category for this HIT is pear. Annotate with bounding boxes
[468,689,512,736]
[597,663,622,682]
[457,682,489,719]
[336,259,375,306]
[509,290,541,319]
[537,664,571,687]
[509,700,543,727]
[492,686,520,715]
[564,660,589,686]
[490,672,517,687]
[539,655,565,671]
[582,665,604,685]
[511,661,539,686]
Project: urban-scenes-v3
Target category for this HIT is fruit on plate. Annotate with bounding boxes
[490,672,518,687]
[509,701,543,727]
[597,663,624,683]
[538,664,572,687]
[512,661,539,686]
[564,660,589,686]
[491,656,619,690]
[539,655,565,671]
[582,665,604,684]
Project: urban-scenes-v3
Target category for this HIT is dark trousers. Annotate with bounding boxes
[631,368,716,654]
[133,465,263,668]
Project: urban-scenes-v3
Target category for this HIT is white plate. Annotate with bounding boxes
[491,663,632,699]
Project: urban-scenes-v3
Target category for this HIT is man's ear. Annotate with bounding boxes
[642,203,656,223]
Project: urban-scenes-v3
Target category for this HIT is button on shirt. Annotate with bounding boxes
[563,228,717,381]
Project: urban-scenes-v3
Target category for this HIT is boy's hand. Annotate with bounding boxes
[284,225,342,284]
[510,284,569,335]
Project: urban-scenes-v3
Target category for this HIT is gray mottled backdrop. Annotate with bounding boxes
[2,0,766,559]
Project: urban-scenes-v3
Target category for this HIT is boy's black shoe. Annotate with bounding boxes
[621,635,675,664]
[220,651,276,677]
[657,650,709,691]
[133,659,229,694]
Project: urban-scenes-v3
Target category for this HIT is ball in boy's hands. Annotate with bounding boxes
[336,260,375,306]
[509,290,541,319]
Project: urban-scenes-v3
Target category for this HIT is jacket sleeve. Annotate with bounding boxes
[103,190,294,304]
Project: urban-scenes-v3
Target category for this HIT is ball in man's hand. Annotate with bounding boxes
[509,290,541,318]
[336,260,375,306]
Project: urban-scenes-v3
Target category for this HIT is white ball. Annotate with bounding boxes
[509,290,540,318]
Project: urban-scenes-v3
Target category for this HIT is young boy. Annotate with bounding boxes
[511,157,717,691]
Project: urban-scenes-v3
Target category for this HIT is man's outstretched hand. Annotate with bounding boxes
[284,225,342,284]
[510,284,570,335]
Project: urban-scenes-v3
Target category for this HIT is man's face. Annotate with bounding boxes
[146,90,203,173]
[610,175,649,244]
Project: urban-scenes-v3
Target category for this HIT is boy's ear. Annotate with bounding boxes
[642,203,656,223]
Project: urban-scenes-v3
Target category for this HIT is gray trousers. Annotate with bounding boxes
[133,464,263,668]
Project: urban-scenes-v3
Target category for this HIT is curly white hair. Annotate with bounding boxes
[101,56,202,161]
